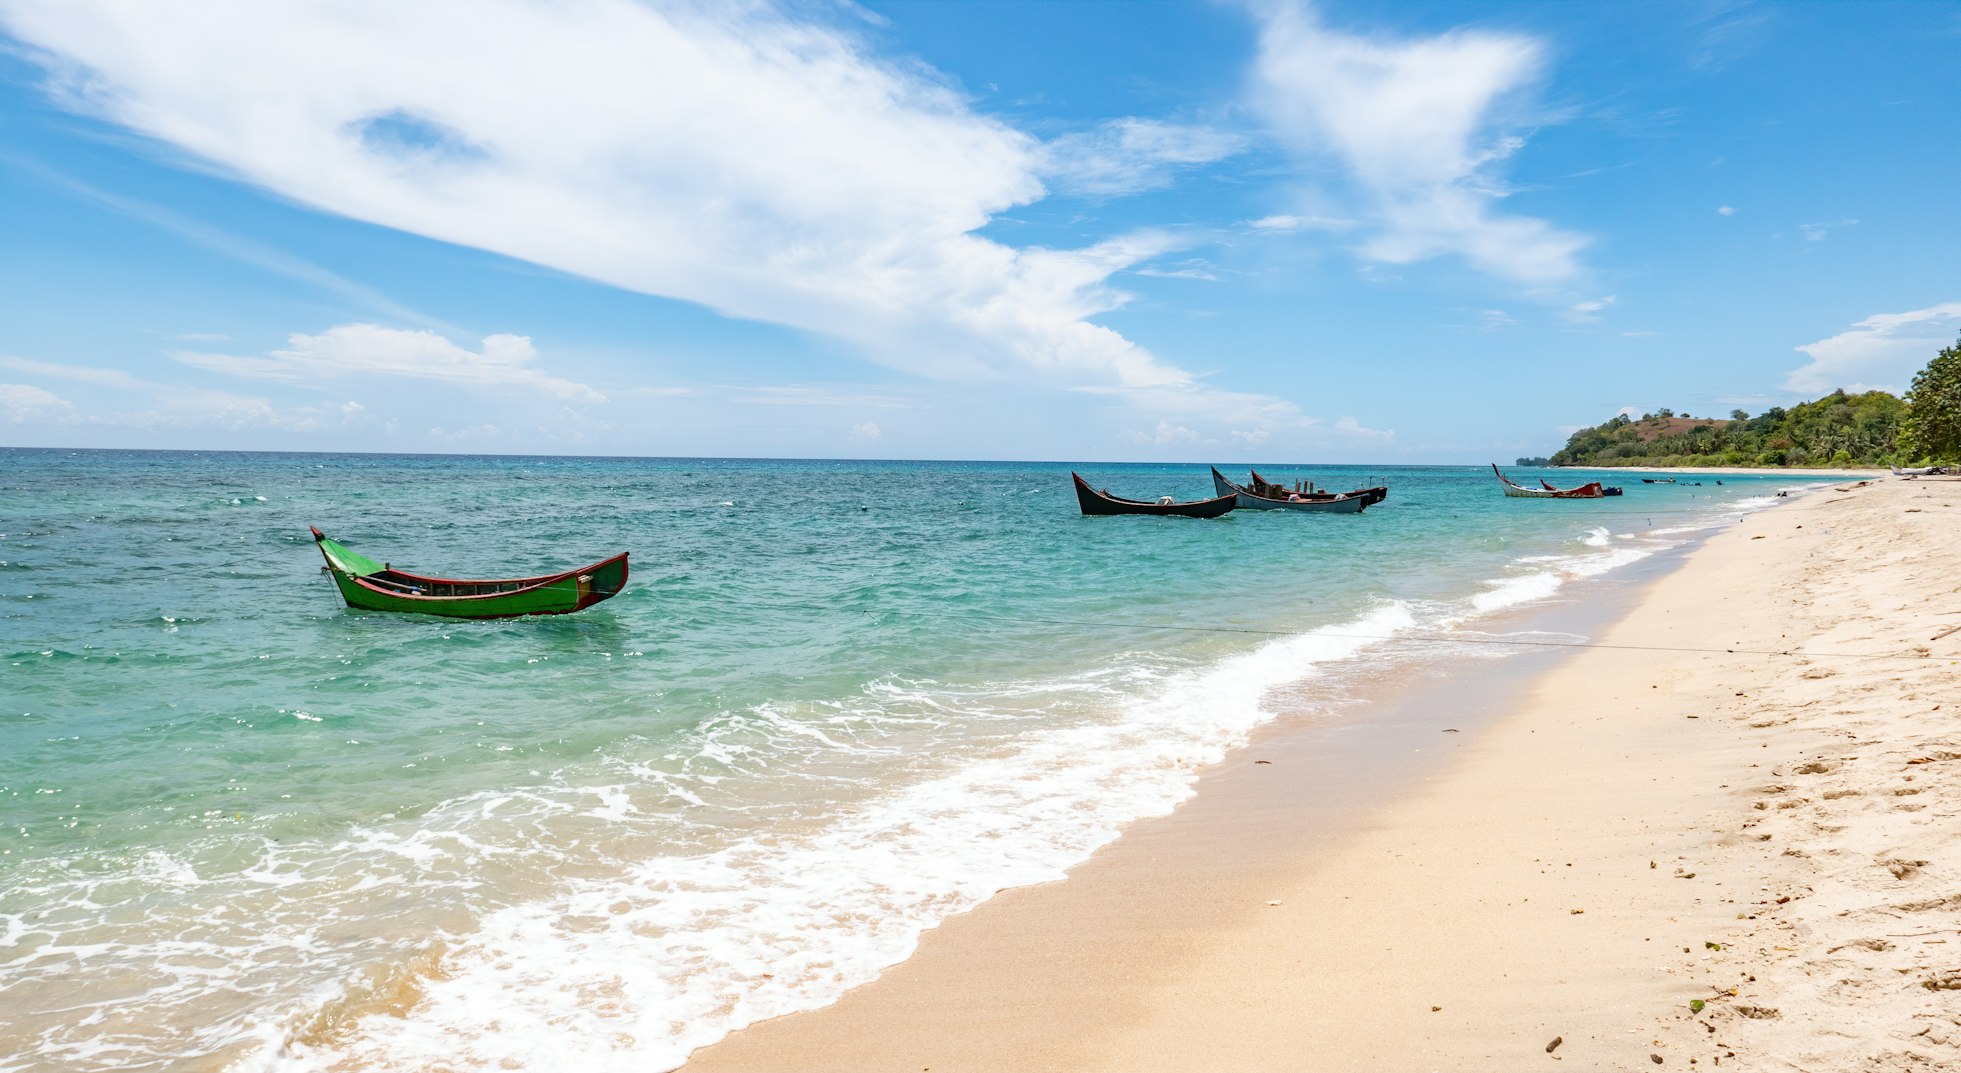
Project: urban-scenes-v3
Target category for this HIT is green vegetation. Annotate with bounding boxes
[1899,333,1961,464]
[1549,390,1906,468]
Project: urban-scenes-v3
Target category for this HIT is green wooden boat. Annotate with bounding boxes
[310,527,629,618]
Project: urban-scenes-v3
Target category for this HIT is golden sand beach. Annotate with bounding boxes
[682,476,1961,1072]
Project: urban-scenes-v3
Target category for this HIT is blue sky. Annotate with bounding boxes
[2,0,1957,461]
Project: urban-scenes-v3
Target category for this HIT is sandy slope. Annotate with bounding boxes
[680,476,1960,1072]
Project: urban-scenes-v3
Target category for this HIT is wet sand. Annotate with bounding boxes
[681,475,1961,1072]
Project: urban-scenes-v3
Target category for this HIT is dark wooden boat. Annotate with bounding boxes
[1072,473,1237,518]
[311,527,629,618]
[1491,464,1623,499]
[1210,468,1367,513]
[1246,468,1389,507]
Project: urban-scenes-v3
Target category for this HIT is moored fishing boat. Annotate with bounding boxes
[1490,464,1622,499]
[1246,467,1389,506]
[1072,472,1237,518]
[1210,467,1367,513]
[310,527,629,617]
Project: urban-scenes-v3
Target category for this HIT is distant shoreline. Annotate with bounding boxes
[1560,463,1886,477]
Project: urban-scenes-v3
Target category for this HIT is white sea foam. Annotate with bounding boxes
[275,603,1420,1073]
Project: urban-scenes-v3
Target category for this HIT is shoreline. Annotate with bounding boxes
[1565,464,1887,477]
[680,476,1960,1071]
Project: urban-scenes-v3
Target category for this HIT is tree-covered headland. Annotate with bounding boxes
[1544,333,1961,469]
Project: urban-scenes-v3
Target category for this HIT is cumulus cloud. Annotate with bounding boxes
[0,0,1206,392]
[1153,420,1203,445]
[1244,0,1585,284]
[1786,303,1961,394]
[174,324,603,402]
[850,421,881,439]
[1717,205,1735,216]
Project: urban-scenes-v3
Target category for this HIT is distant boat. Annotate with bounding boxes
[1210,468,1367,513]
[311,527,629,618]
[1246,468,1389,507]
[1640,477,1676,484]
[1072,473,1237,518]
[1491,464,1623,499]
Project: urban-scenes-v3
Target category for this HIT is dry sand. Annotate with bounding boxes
[681,476,1961,1072]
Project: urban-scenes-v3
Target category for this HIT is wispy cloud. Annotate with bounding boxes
[1043,118,1244,196]
[1799,218,1857,242]
[0,355,366,431]
[1244,0,1586,284]
[0,382,75,423]
[1247,213,1355,233]
[1785,302,1961,394]
[1561,295,1617,324]
[0,0,1208,395]
[6,157,449,332]
[174,324,604,403]
[1717,205,1735,216]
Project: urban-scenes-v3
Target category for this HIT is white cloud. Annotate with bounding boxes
[1332,415,1393,441]
[1246,0,1585,284]
[850,421,881,439]
[1799,218,1857,243]
[1786,303,1961,394]
[0,356,367,432]
[1561,295,1617,324]
[0,382,76,423]
[0,0,1205,392]
[1043,118,1244,196]
[1230,428,1273,446]
[1717,205,1735,216]
[1247,213,1355,232]
[174,324,603,402]
[1153,420,1203,445]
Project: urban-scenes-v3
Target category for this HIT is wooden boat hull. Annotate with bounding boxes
[1246,468,1388,506]
[1210,469,1366,513]
[1491,464,1620,499]
[1073,473,1237,517]
[312,527,628,618]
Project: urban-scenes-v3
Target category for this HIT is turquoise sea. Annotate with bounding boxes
[0,450,1834,1072]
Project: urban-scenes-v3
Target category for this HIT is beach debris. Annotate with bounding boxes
[1442,728,1460,733]
[1266,900,1282,906]
[1652,1054,1665,1064]
[1431,1005,1442,1012]
[1254,759,1272,765]
[1705,942,1721,951]
[1570,908,1585,915]
[1546,1035,1563,1053]
[1689,999,1706,1013]
[1921,971,1961,991]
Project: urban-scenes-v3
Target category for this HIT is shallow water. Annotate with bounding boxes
[0,450,1833,1072]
